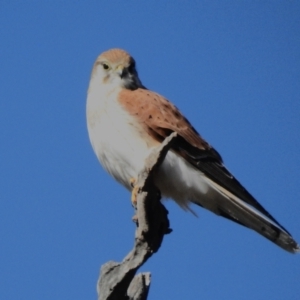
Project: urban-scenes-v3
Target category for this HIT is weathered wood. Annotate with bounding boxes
[127,273,151,300]
[97,133,177,300]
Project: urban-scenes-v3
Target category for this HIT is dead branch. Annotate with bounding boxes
[97,132,178,300]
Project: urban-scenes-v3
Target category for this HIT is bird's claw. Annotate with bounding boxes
[130,177,138,208]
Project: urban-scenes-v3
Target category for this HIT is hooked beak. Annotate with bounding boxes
[116,64,125,78]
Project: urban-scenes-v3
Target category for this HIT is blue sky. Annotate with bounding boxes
[1,1,299,299]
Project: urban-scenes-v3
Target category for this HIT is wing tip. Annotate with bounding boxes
[291,243,300,254]
[277,232,300,254]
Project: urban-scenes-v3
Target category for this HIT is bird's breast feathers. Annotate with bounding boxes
[87,86,155,189]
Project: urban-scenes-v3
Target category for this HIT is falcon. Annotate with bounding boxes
[86,48,299,253]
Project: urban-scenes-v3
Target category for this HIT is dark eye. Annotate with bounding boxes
[102,63,109,70]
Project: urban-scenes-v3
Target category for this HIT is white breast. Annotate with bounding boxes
[86,84,153,189]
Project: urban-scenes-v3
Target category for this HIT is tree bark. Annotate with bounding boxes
[97,133,177,300]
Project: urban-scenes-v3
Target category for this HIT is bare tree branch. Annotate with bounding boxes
[97,133,178,300]
[127,273,151,300]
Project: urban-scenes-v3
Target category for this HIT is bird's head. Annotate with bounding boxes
[90,48,144,90]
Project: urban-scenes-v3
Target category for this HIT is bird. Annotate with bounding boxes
[86,48,299,253]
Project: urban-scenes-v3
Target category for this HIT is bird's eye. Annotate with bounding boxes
[102,63,109,70]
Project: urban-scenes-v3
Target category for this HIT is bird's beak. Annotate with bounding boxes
[116,64,125,78]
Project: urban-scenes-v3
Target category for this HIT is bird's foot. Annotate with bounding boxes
[130,177,139,208]
[130,177,136,188]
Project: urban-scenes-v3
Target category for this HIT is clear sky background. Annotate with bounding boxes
[1,1,299,299]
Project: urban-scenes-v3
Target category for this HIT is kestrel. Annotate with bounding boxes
[86,48,299,253]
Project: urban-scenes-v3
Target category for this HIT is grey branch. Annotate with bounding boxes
[97,132,178,300]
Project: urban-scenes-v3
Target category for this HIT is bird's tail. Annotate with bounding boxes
[204,179,299,253]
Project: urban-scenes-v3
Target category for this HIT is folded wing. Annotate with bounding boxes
[119,88,299,253]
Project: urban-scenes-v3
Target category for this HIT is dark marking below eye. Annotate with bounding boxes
[149,115,152,119]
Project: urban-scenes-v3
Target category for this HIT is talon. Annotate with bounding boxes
[129,177,138,207]
[129,177,136,188]
[131,185,139,208]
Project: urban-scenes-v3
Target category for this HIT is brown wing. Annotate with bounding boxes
[118,88,289,233]
[119,88,212,148]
